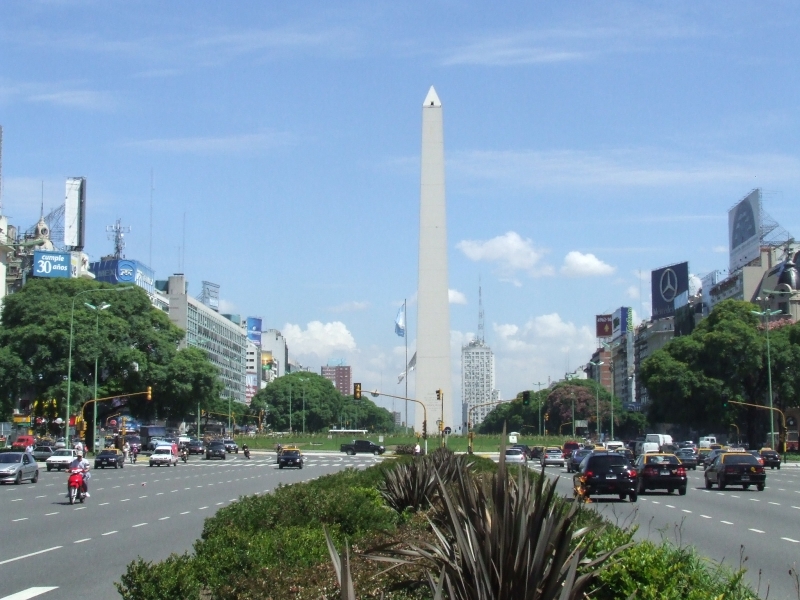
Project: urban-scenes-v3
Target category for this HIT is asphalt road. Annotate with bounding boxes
[0,452,385,600]
[538,463,800,600]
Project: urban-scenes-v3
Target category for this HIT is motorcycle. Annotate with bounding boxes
[243,448,250,459]
[181,450,188,463]
[130,449,138,464]
[67,468,87,505]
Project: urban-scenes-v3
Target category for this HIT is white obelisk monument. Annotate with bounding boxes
[415,86,452,436]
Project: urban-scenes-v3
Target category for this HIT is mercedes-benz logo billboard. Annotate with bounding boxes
[651,262,689,318]
[660,268,678,302]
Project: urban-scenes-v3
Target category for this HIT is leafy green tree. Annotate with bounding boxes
[159,347,225,422]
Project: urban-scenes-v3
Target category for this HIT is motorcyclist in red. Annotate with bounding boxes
[68,450,91,497]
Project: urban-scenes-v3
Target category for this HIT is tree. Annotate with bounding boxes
[159,347,225,422]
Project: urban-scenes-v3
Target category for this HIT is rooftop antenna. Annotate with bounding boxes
[477,277,485,343]
[106,218,131,259]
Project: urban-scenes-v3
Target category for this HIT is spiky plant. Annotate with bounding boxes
[371,426,627,599]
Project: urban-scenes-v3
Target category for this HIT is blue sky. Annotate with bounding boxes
[2,2,800,424]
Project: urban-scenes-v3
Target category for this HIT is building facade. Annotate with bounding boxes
[321,365,352,396]
[166,274,247,403]
[261,329,288,379]
[633,317,674,405]
[461,340,498,427]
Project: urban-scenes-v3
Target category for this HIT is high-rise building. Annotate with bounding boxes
[261,329,288,379]
[415,86,453,434]
[461,340,497,427]
[321,365,352,396]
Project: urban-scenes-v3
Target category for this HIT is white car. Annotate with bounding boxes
[504,448,528,465]
[46,448,78,471]
[149,446,178,467]
[540,447,565,468]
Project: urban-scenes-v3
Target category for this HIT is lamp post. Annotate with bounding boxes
[571,391,575,437]
[65,286,133,450]
[85,302,111,454]
[297,377,308,435]
[752,304,781,448]
[534,381,546,435]
[589,360,603,440]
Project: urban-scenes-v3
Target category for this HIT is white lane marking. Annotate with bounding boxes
[198,506,208,510]
[112,486,120,489]
[35,495,46,499]
[120,499,130,503]
[139,495,148,499]
[156,492,163,496]
[793,506,800,510]
[12,518,28,522]
[0,586,58,600]
[749,528,765,533]
[750,498,760,502]
[171,490,177,493]
[180,511,190,515]
[782,537,800,543]
[158,517,170,521]
[0,547,62,566]
[99,502,109,506]
[216,502,224,505]
[682,509,692,513]
[73,507,85,511]
[651,501,660,504]
[10,499,21,502]
[768,501,780,505]
[45,484,53,487]
[132,523,147,528]
[73,538,90,544]
[44,512,58,516]
[96,488,104,491]
[701,515,711,519]
[721,520,734,525]
[666,504,676,508]
[730,495,740,498]
[102,531,117,536]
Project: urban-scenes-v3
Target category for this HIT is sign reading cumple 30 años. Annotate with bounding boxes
[33,251,72,278]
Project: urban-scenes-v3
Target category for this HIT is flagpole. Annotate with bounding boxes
[404,299,408,434]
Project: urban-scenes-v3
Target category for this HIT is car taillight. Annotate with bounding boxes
[585,470,594,478]
[676,467,686,476]
[643,466,657,476]
[725,466,737,473]
[627,468,637,477]
[756,466,765,474]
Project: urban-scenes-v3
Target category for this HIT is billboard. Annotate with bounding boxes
[729,189,761,272]
[246,317,262,346]
[89,259,155,295]
[596,314,612,338]
[245,373,258,404]
[32,250,72,278]
[611,307,633,339]
[651,261,690,319]
[64,177,86,250]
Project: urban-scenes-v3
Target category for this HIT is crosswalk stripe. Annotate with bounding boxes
[0,587,58,600]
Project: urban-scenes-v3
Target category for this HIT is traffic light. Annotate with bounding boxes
[439,421,444,432]
[146,386,152,401]
[354,383,362,400]
[436,389,442,401]
[522,391,531,406]
[422,421,427,439]
[544,413,550,421]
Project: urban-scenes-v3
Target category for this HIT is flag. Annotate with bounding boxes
[395,304,405,337]
[398,352,417,383]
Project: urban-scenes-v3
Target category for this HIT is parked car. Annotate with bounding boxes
[222,439,239,454]
[573,451,637,502]
[31,445,55,462]
[504,448,528,466]
[0,451,39,484]
[633,453,688,495]
[704,452,766,491]
[540,447,565,468]
[567,448,592,473]
[95,449,125,469]
[46,448,78,471]
[187,439,205,455]
[278,448,304,469]
[674,448,698,470]
[206,441,226,460]
[760,448,781,469]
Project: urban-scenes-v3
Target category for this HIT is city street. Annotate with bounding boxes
[0,452,384,600]
[540,464,800,599]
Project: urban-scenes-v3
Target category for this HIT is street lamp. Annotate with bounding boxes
[571,391,575,437]
[534,381,546,435]
[600,341,617,441]
[589,360,603,439]
[65,286,133,449]
[297,377,308,435]
[85,301,111,454]
[752,304,782,448]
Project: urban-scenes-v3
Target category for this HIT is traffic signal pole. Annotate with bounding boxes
[728,400,789,454]
[467,400,505,454]
[363,388,428,456]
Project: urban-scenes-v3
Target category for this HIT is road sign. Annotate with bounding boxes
[444,426,451,435]
[575,420,589,428]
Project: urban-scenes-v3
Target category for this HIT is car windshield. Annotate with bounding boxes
[99,451,116,456]
[646,455,679,465]
[505,449,523,455]
[209,442,224,447]
[574,450,591,458]
[676,450,694,456]
[282,450,300,457]
[546,449,561,454]
[154,448,170,454]
[0,453,21,463]
[54,450,73,456]
[589,455,627,468]
[34,446,51,451]
[723,454,759,465]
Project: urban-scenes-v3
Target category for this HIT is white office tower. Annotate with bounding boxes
[415,86,453,434]
[462,340,496,426]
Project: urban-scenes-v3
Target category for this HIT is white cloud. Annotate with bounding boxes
[448,289,467,304]
[456,231,553,278]
[561,251,615,277]
[689,274,703,296]
[29,89,115,111]
[124,131,294,154]
[626,285,640,300]
[282,321,356,357]
[328,301,370,313]
[713,245,728,253]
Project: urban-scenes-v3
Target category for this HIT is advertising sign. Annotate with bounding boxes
[245,373,258,404]
[64,177,86,250]
[89,259,155,295]
[596,314,612,338]
[651,261,690,319]
[729,189,761,272]
[611,307,632,339]
[246,317,262,347]
[33,250,72,278]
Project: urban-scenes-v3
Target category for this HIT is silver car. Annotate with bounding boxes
[504,448,528,466]
[0,452,39,484]
[540,447,565,468]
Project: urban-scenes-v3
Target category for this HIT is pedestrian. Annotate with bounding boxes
[414,443,421,456]
[122,441,130,462]
[25,443,33,454]
[74,440,83,453]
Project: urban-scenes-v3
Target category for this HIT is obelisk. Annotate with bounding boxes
[415,86,452,435]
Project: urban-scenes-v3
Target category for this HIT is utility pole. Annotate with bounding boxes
[534,382,547,435]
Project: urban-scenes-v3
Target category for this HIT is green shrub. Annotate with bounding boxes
[115,553,200,600]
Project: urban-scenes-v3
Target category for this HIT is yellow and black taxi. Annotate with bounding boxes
[759,448,781,470]
[573,451,638,502]
[278,447,304,469]
[704,450,766,491]
[633,453,688,495]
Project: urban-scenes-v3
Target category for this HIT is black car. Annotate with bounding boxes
[760,448,781,469]
[187,440,205,455]
[705,452,766,490]
[573,451,638,502]
[278,449,304,469]
[94,449,125,469]
[674,448,698,470]
[634,453,688,495]
[567,448,592,473]
[206,442,226,460]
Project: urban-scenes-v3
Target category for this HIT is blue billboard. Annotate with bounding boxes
[246,317,262,346]
[89,259,155,295]
[33,251,72,278]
